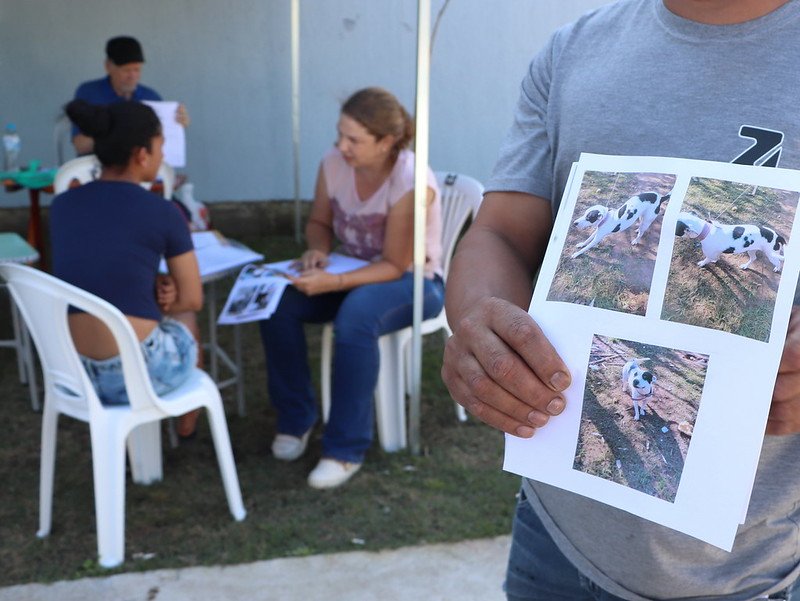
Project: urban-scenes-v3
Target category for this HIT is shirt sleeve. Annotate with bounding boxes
[162,200,194,259]
[485,35,557,201]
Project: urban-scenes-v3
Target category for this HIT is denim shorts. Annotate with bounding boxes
[80,317,197,405]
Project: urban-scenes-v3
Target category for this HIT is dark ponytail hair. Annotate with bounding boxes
[65,99,161,167]
[341,87,414,162]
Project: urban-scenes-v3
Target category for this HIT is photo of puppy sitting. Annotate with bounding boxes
[621,358,657,421]
[675,211,786,273]
[571,191,670,259]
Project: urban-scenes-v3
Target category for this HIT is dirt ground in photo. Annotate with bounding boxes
[549,171,676,315]
[573,336,707,502]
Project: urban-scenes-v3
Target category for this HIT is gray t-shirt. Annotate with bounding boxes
[488,0,800,599]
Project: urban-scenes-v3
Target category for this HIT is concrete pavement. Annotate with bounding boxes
[0,535,510,601]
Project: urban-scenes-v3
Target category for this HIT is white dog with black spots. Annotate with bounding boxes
[571,191,670,259]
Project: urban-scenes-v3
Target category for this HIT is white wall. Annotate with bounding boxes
[0,0,611,206]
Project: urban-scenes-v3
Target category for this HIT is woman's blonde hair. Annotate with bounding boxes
[342,87,414,160]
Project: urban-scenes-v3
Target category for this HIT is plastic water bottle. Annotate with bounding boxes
[3,123,21,172]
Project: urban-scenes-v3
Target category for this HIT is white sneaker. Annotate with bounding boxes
[271,429,311,461]
[307,458,362,489]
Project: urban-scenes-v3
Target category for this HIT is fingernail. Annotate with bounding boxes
[547,398,565,415]
[527,410,548,427]
[550,371,569,391]
[515,426,535,438]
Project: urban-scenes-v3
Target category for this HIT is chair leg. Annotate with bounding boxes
[234,323,246,417]
[21,323,40,411]
[9,298,26,383]
[374,333,407,452]
[89,422,128,568]
[320,323,334,423]
[127,422,163,485]
[37,403,59,538]
[205,401,246,521]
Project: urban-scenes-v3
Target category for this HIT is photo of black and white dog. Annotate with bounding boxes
[621,358,657,421]
[674,211,786,273]
[571,191,670,259]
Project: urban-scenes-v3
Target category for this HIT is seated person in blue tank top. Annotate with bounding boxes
[51,100,202,426]
[72,36,190,157]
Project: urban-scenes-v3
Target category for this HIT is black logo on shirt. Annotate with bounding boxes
[732,125,784,167]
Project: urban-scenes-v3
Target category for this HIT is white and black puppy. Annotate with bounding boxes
[621,358,656,421]
[675,211,786,272]
[571,191,670,259]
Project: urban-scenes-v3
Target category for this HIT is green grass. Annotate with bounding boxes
[0,234,518,586]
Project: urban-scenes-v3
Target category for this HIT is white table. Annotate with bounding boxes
[197,238,263,417]
[136,234,262,483]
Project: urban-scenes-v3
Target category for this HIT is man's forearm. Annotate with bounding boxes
[445,191,553,329]
[445,225,537,328]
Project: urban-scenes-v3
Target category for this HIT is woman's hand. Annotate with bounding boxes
[298,249,330,272]
[156,274,177,313]
[291,269,342,296]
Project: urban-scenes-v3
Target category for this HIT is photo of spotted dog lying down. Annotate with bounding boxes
[662,177,798,342]
[548,170,676,316]
[573,335,708,503]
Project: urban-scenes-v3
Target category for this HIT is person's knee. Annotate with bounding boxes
[334,294,382,341]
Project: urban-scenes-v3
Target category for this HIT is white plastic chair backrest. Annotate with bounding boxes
[53,155,101,194]
[434,172,485,280]
[152,162,175,199]
[53,113,75,167]
[0,263,161,414]
[53,154,174,198]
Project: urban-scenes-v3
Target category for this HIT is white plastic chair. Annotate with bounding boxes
[0,263,246,568]
[320,172,484,451]
[54,154,175,198]
[53,112,74,166]
[0,233,41,411]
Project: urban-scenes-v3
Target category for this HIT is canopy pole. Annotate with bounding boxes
[291,0,302,242]
[410,0,431,455]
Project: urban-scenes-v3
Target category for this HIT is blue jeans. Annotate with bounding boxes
[258,272,444,463]
[80,317,197,405]
[505,487,800,601]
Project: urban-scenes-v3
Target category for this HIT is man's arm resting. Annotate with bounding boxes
[441,191,570,437]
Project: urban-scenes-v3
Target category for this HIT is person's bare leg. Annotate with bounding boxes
[170,310,202,438]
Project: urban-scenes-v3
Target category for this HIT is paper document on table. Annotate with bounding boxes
[143,100,185,168]
[502,153,800,551]
[159,231,264,278]
[217,253,369,324]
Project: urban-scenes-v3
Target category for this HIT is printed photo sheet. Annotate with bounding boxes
[218,253,368,325]
[504,153,800,550]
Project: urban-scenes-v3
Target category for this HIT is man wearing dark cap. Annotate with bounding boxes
[72,36,189,154]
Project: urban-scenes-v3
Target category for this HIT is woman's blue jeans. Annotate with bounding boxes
[258,272,444,463]
[505,487,800,601]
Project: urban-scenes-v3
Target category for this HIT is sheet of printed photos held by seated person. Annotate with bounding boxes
[504,153,800,551]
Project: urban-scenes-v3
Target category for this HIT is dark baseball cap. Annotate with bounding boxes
[105,36,145,65]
